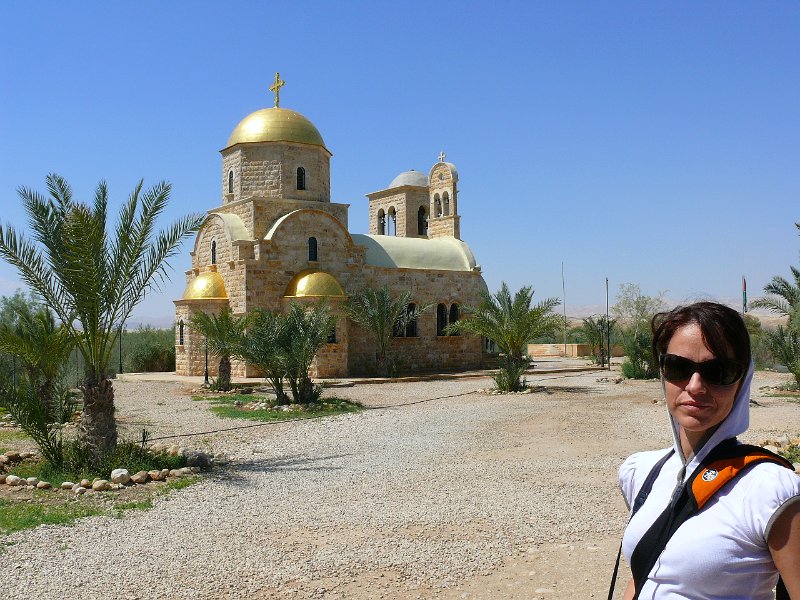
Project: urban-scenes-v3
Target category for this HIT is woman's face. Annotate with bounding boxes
[664,323,739,447]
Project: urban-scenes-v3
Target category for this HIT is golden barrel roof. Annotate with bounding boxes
[182,271,228,300]
[284,271,346,298]
[225,107,328,152]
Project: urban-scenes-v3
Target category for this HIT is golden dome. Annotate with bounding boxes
[182,271,228,300]
[284,271,346,298]
[225,107,328,152]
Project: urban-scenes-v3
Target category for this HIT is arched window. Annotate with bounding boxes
[327,326,337,344]
[378,209,386,235]
[436,303,448,336]
[443,191,450,216]
[417,206,427,236]
[211,240,217,265]
[434,194,442,217]
[405,303,418,337]
[178,320,184,345]
[297,167,306,191]
[449,304,460,335]
[227,170,234,194]
[308,237,318,261]
[388,207,397,236]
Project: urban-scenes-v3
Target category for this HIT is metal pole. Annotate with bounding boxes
[12,355,16,394]
[118,324,124,374]
[561,261,567,356]
[606,277,611,371]
[204,337,210,386]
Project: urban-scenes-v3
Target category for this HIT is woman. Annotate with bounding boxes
[618,302,800,599]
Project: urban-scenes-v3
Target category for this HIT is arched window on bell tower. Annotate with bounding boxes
[434,194,442,217]
[297,167,306,191]
[211,240,217,265]
[417,206,428,236]
[388,207,397,236]
[228,170,234,194]
[443,191,450,216]
[308,237,318,261]
[377,209,386,235]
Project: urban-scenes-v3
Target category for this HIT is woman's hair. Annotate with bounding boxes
[651,302,751,366]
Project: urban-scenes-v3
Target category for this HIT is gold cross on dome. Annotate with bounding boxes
[269,72,286,107]
[438,151,446,162]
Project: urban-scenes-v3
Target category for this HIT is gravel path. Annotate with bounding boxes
[1,370,798,599]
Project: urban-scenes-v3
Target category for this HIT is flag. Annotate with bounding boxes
[742,276,747,313]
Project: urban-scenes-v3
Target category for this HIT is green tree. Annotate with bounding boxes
[581,315,616,365]
[189,306,250,392]
[235,308,290,404]
[344,286,429,376]
[0,304,74,419]
[283,302,337,403]
[446,283,561,392]
[0,174,203,455]
[752,222,800,383]
[612,283,666,379]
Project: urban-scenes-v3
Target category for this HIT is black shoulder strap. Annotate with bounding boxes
[607,449,674,600]
[629,439,794,600]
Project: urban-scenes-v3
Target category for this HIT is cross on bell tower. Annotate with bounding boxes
[438,151,446,163]
[269,72,286,108]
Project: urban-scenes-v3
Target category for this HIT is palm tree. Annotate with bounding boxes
[283,302,337,403]
[189,305,250,391]
[235,308,290,404]
[344,286,429,376]
[0,174,203,454]
[446,283,560,391]
[0,304,74,419]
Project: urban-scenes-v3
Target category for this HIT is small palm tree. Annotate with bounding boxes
[447,283,560,392]
[283,302,337,403]
[235,308,290,404]
[344,286,429,376]
[0,304,74,419]
[189,306,250,391]
[0,174,203,455]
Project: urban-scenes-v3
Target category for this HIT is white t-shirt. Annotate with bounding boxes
[619,448,800,600]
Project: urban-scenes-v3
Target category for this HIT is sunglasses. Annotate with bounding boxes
[659,353,744,386]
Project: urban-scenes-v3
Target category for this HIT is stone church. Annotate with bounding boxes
[174,76,488,378]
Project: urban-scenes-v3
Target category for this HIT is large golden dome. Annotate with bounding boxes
[182,271,228,300]
[284,271,346,298]
[225,107,328,152]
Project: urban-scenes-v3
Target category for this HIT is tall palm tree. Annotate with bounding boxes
[0,174,203,454]
[447,283,560,391]
[344,286,429,376]
[189,305,250,391]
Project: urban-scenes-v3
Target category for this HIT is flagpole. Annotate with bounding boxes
[742,275,747,315]
[562,261,567,356]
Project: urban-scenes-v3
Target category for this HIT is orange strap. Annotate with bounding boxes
[692,450,790,509]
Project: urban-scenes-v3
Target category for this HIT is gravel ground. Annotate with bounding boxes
[1,369,798,599]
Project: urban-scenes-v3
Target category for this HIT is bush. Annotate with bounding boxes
[621,329,659,379]
[124,326,176,373]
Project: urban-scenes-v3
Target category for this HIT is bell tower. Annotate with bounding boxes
[427,153,460,239]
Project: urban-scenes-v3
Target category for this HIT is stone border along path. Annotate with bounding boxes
[1,371,799,599]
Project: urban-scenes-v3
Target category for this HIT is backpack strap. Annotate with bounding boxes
[630,439,794,600]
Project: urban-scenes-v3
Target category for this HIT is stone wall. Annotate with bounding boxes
[366,187,430,238]
[428,214,460,239]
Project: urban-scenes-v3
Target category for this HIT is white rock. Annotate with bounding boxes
[61,481,75,490]
[92,480,111,491]
[6,475,22,486]
[26,477,39,487]
[37,481,51,490]
[73,486,86,495]
[110,469,130,485]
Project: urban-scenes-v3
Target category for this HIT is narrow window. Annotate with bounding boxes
[443,191,450,216]
[405,303,418,337]
[378,209,386,235]
[417,206,427,236]
[211,240,217,265]
[308,237,318,261]
[449,304,460,335]
[388,208,397,236]
[436,303,448,336]
[434,194,442,217]
[178,320,185,345]
[327,327,337,344]
[297,167,306,191]
[228,170,234,194]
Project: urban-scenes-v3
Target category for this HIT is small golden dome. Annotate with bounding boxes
[225,107,328,152]
[183,271,228,300]
[284,271,346,298]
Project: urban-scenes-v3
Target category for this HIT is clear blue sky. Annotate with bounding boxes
[1,2,798,326]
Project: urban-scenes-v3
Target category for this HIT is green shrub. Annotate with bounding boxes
[621,329,659,379]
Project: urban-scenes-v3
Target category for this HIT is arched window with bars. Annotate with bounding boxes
[388,207,397,236]
[436,303,448,336]
[211,240,217,265]
[297,167,306,190]
[377,209,386,235]
[443,191,450,216]
[227,170,234,194]
[434,194,442,217]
